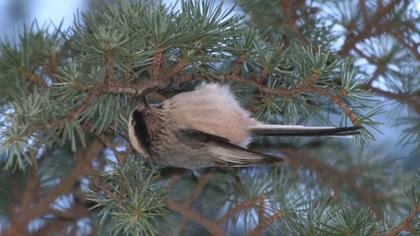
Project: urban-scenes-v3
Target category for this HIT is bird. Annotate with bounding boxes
[128,83,361,169]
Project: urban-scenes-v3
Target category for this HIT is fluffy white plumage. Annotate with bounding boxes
[164,83,257,147]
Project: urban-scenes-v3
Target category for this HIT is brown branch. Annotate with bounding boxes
[214,73,360,125]
[48,206,88,221]
[389,31,420,61]
[277,0,309,44]
[247,211,287,236]
[257,195,265,225]
[166,201,228,236]
[331,93,360,125]
[106,79,170,95]
[368,86,420,114]
[167,172,184,189]
[5,139,104,236]
[31,219,69,236]
[90,127,130,166]
[48,90,101,128]
[43,52,60,82]
[340,0,401,55]
[353,46,375,65]
[216,198,257,224]
[283,148,385,219]
[215,74,316,97]
[255,68,269,83]
[231,54,246,76]
[19,165,40,212]
[384,205,420,236]
[183,172,211,206]
[104,49,114,85]
[23,69,48,88]
[5,75,174,148]
[359,0,369,23]
[150,51,164,80]
[165,58,189,80]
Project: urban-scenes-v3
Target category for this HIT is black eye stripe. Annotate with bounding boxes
[131,110,151,149]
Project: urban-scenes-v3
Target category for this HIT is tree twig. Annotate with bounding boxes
[4,139,104,236]
[384,205,420,236]
[166,201,228,236]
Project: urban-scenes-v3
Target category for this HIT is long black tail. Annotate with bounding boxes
[250,125,361,137]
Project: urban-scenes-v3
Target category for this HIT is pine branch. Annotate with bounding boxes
[166,201,228,236]
[104,49,114,85]
[165,58,189,80]
[150,51,165,80]
[369,86,420,114]
[19,165,40,213]
[215,198,257,224]
[284,148,386,219]
[31,219,69,236]
[214,73,360,125]
[384,205,420,236]
[340,0,402,55]
[389,31,420,60]
[4,139,103,236]
[257,195,266,225]
[43,52,60,82]
[246,210,287,236]
[183,171,211,207]
[23,69,48,88]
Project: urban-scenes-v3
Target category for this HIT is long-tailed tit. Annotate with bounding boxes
[128,83,360,169]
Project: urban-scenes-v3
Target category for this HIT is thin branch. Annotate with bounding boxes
[283,148,386,219]
[216,198,257,225]
[247,211,287,236]
[340,0,401,55]
[4,139,104,236]
[165,58,189,80]
[43,52,60,82]
[104,49,114,85]
[19,165,40,212]
[31,219,69,236]
[359,0,369,23]
[106,79,170,95]
[149,51,164,80]
[368,86,420,114]
[183,172,211,207]
[48,90,100,128]
[384,205,420,236]
[257,195,265,225]
[214,73,360,125]
[255,68,269,83]
[23,69,48,88]
[166,201,228,236]
[231,54,246,76]
[389,31,420,60]
[214,74,317,97]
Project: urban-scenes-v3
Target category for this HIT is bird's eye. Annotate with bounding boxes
[144,112,149,116]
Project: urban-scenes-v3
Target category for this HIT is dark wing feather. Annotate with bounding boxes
[180,129,285,167]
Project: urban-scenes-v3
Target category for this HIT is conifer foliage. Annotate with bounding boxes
[0,0,419,235]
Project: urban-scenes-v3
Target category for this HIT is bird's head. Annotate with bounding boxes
[128,96,160,159]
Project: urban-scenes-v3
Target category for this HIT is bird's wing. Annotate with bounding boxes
[179,129,285,167]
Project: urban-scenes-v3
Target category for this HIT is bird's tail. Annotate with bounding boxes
[250,124,361,137]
